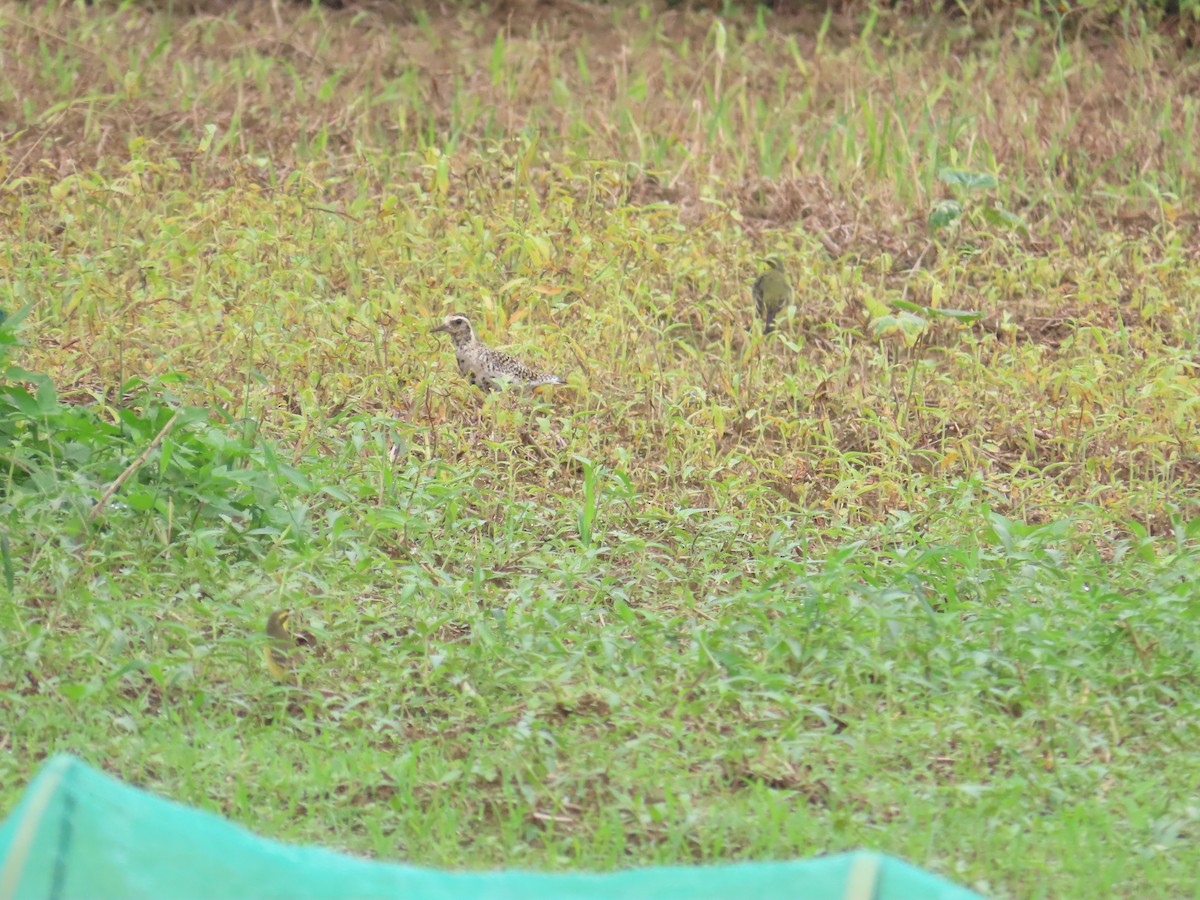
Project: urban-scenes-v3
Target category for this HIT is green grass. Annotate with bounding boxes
[2,1,1200,897]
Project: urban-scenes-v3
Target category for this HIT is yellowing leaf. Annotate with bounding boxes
[524,235,553,270]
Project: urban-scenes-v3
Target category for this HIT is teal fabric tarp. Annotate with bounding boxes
[0,755,985,900]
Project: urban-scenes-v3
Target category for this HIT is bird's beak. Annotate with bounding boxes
[430,323,448,334]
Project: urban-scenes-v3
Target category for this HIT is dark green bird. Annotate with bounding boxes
[752,257,793,335]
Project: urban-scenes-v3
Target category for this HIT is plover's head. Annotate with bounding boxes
[430,313,476,346]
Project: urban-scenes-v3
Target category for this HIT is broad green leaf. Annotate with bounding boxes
[872,312,927,343]
[980,205,1028,232]
[938,168,998,190]
[929,199,962,230]
[894,299,983,322]
[125,488,160,512]
[933,308,984,322]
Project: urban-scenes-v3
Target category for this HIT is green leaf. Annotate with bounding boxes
[490,31,506,85]
[929,199,962,230]
[980,205,1028,233]
[863,294,891,318]
[611,599,638,626]
[4,387,47,417]
[872,312,927,343]
[0,534,12,593]
[317,71,343,104]
[894,299,982,322]
[710,20,727,61]
[933,308,984,322]
[125,488,160,512]
[2,366,53,389]
[937,168,998,190]
[197,122,217,153]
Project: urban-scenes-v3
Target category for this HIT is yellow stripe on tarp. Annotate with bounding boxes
[0,755,72,900]
[843,852,881,900]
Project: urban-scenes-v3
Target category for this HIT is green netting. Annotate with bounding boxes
[0,755,985,900]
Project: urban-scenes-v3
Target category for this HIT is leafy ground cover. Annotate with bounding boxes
[1,1,1199,897]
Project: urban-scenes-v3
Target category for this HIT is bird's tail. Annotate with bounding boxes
[763,311,777,335]
[529,374,565,391]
